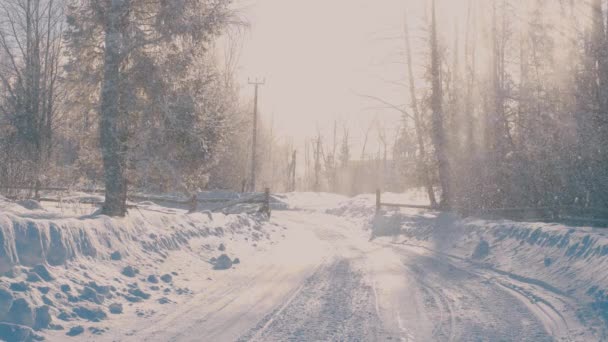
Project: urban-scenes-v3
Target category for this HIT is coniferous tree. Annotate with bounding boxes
[65,0,233,215]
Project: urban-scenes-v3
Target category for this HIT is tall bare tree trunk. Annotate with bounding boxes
[405,14,437,206]
[462,0,479,208]
[430,0,452,208]
[404,13,437,207]
[464,1,476,158]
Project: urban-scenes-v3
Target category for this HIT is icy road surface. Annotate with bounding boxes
[112,208,589,341]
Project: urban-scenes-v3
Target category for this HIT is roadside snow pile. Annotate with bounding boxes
[372,208,608,328]
[281,192,347,211]
[0,197,278,340]
[327,190,431,224]
[269,194,289,211]
[326,190,608,328]
[327,194,377,219]
[16,200,45,211]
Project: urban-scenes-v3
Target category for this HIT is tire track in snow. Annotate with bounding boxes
[387,240,581,341]
[240,260,326,342]
[238,259,383,342]
[492,279,572,341]
[404,264,456,342]
[397,251,554,342]
[396,310,416,342]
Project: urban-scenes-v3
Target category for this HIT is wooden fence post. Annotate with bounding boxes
[188,194,197,213]
[376,189,381,214]
[265,188,271,217]
[34,180,41,201]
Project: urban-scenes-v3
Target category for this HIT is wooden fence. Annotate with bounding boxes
[375,190,435,212]
[0,185,272,216]
[375,189,608,227]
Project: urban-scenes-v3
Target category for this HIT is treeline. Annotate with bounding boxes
[297,121,415,196]
[0,0,288,216]
[393,0,608,211]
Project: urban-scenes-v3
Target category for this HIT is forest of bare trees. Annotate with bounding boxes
[325,0,608,213]
[434,0,608,212]
[2,0,608,217]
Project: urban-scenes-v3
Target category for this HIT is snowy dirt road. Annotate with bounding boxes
[239,212,563,342]
[112,208,592,341]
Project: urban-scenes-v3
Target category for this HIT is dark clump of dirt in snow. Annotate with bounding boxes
[128,288,151,301]
[34,306,51,330]
[0,287,13,320]
[110,251,122,261]
[108,303,123,314]
[0,322,43,341]
[158,297,173,305]
[66,325,84,336]
[160,274,173,283]
[17,200,45,211]
[212,254,233,270]
[471,239,490,260]
[121,266,139,278]
[0,262,167,339]
[10,282,29,293]
[73,305,107,322]
[587,286,608,327]
[6,298,34,327]
[32,265,54,282]
[26,273,42,283]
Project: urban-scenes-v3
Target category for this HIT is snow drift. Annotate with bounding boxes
[328,192,608,330]
[0,195,278,340]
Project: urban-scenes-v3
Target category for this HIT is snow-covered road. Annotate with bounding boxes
[116,208,590,341]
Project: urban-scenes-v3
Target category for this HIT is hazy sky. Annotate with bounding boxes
[235,0,430,155]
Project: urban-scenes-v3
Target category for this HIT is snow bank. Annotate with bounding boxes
[327,190,430,224]
[328,191,608,328]
[372,211,608,302]
[0,196,277,339]
[0,204,261,272]
[282,192,347,211]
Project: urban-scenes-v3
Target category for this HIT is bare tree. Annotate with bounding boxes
[429,0,452,208]
[404,12,438,207]
[0,0,64,192]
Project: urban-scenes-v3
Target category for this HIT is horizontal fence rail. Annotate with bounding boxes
[375,189,608,227]
[375,190,436,212]
[0,185,272,216]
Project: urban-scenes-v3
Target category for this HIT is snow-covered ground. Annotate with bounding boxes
[0,194,282,341]
[0,190,607,341]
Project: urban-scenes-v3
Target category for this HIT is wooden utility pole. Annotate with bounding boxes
[314,135,322,192]
[286,150,296,192]
[291,150,297,192]
[249,78,265,192]
[268,114,275,189]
